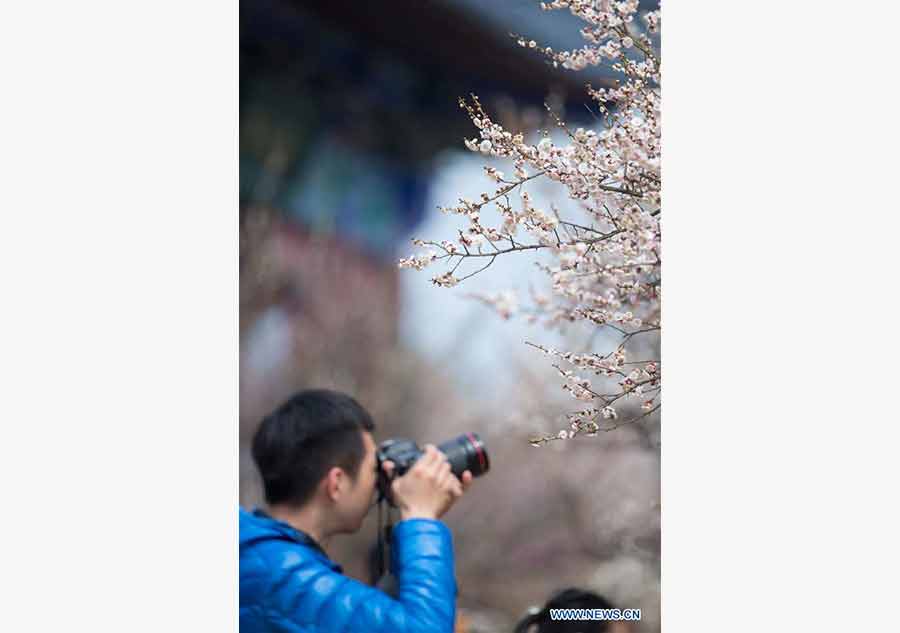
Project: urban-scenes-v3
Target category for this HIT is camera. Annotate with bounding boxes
[376,433,490,504]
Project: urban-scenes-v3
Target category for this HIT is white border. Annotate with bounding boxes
[664,2,899,631]
[1,1,238,630]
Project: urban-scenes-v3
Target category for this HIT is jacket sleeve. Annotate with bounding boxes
[268,518,457,633]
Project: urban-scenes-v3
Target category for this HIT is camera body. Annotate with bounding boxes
[376,432,489,504]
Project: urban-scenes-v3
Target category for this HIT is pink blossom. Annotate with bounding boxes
[398,3,662,437]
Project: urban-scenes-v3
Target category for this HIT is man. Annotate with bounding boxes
[240,389,473,633]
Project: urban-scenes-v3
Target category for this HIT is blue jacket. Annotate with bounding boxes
[239,508,458,633]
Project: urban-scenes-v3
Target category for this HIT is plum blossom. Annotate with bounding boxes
[399,3,661,444]
[398,250,437,271]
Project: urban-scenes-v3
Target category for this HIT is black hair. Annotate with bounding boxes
[513,588,617,633]
[251,389,376,507]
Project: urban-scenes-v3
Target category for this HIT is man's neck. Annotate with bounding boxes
[266,503,331,548]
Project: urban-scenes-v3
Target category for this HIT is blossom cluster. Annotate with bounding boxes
[400,2,661,443]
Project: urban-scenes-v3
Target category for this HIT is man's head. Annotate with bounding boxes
[513,588,633,633]
[251,389,378,534]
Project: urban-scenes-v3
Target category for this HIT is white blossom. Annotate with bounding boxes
[399,4,662,439]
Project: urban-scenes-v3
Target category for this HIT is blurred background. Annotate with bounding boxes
[240,1,661,631]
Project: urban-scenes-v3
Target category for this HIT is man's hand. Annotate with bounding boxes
[382,444,474,521]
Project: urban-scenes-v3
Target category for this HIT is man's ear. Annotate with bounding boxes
[324,466,345,501]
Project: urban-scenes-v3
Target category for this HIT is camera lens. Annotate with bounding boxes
[437,432,490,478]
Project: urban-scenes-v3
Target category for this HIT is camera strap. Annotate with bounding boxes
[374,495,394,584]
